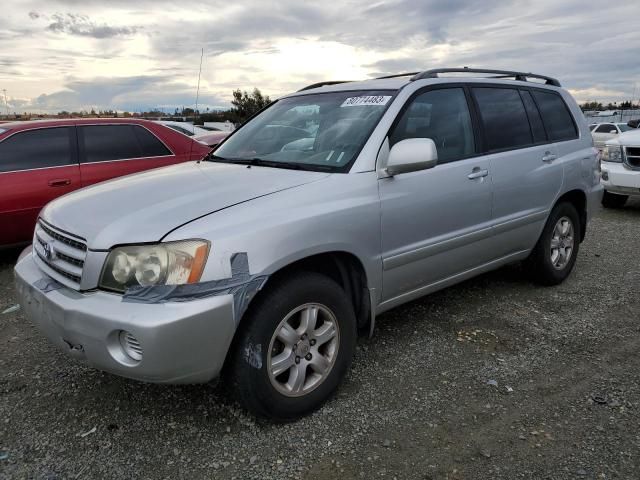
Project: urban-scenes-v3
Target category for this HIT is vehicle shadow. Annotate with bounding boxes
[0,245,24,269]
[64,261,531,429]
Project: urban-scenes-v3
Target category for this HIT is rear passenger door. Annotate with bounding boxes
[471,86,563,257]
[379,87,494,303]
[78,124,176,187]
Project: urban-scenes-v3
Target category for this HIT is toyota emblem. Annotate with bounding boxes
[42,242,55,261]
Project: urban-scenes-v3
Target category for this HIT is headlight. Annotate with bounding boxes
[602,145,623,163]
[99,240,210,292]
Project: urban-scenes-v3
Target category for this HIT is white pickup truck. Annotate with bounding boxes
[601,129,640,207]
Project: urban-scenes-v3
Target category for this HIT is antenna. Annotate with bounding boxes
[191,48,204,162]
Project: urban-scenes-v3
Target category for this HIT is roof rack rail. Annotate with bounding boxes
[410,67,561,87]
[298,80,352,92]
[374,72,421,80]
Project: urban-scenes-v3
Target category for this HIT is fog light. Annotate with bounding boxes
[119,330,143,362]
[601,171,609,181]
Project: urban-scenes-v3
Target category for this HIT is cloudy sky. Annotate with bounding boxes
[1,0,638,113]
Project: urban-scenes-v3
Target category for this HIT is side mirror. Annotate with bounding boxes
[385,138,438,176]
[610,130,617,134]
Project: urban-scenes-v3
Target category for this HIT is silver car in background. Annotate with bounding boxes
[14,68,602,420]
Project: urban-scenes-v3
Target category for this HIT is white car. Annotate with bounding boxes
[601,129,640,207]
[591,122,633,149]
[154,121,212,137]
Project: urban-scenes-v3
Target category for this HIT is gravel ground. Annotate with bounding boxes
[1,201,639,480]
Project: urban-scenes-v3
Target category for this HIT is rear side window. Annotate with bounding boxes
[520,90,547,143]
[132,126,172,157]
[167,125,194,136]
[390,88,475,163]
[473,87,532,151]
[531,91,578,141]
[80,125,171,163]
[0,127,73,173]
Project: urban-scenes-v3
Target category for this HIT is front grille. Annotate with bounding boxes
[38,221,87,251]
[624,147,640,170]
[33,220,87,290]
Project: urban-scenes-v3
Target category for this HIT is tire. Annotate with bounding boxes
[525,202,580,286]
[227,271,357,421]
[602,190,628,208]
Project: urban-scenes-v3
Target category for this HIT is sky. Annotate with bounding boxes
[1,0,638,113]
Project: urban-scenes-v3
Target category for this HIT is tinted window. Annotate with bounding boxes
[132,126,172,157]
[0,127,73,173]
[80,125,170,163]
[473,87,532,151]
[595,124,615,133]
[520,90,547,143]
[390,88,475,163]
[167,125,194,136]
[531,91,578,141]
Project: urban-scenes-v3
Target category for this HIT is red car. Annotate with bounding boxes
[194,130,231,148]
[0,118,210,247]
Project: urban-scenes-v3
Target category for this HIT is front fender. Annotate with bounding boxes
[164,172,384,302]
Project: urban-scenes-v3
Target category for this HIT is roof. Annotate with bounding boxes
[290,67,562,97]
[0,117,158,132]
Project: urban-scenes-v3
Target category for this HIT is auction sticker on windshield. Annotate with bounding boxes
[341,95,392,107]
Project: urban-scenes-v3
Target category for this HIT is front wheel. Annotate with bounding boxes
[228,271,357,420]
[525,202,580,286]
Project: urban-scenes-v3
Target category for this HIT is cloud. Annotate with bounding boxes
[14,76,227,112]
[44,13,140,38]
[3,0,640,112]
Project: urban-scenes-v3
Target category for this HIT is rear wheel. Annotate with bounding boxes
[602,190,628,208]
[526,202,580,286]
[228,271,356,420]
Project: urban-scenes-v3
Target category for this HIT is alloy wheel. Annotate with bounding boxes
[267,303,340,397]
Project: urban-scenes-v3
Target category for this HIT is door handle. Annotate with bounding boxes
[467,168,489,180]
[542,152,557,163]
[48,179,71,187]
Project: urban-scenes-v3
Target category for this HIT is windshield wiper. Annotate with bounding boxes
[205,155,333,172]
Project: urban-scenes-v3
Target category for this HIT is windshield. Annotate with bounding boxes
[618,124,632,132]
[213,90,395,172]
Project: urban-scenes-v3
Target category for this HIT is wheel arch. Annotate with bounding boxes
[554,189,587,242]
[257,251,373,336]
[222,250,374,381]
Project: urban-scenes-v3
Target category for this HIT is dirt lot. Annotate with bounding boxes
[1,201,639,480]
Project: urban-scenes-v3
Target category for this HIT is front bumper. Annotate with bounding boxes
[601,161,640,196]
[14,248,237,384]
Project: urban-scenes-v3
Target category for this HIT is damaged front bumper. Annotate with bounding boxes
[14,248,237,384]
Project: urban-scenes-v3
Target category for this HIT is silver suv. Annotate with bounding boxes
[15,68,602,420]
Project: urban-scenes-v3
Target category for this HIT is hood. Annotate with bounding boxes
[606,129,640,147]
[42,161,328,250]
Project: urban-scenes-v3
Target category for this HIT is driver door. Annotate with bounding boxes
[378,87,495,303]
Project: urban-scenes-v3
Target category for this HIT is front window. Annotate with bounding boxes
[212,90,395,172]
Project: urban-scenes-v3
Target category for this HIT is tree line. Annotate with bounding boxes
[580,100,639,111]
[28,88,271,124]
